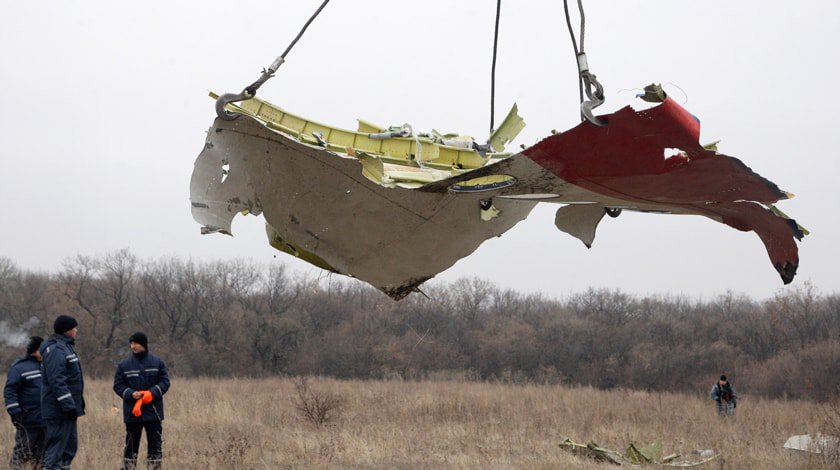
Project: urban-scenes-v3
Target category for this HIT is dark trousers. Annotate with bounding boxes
[10,425,45,469]
[43,419,77,470]
[122,421,163,470]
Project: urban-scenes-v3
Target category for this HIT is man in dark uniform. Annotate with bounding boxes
[4,336,46,468]
[41,315,85,470]
[113,332,170,470]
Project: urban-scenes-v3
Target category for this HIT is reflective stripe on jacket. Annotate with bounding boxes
[4,356,44,426]
[113,352,170,422]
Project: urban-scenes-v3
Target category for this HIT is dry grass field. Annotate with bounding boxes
[0,378,835,469]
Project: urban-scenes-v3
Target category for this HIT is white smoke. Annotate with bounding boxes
[0,317,40,348]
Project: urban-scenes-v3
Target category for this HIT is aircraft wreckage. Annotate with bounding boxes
[190,1,805,300]
[190,85,806,299]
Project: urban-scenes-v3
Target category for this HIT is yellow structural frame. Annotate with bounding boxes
[211,92,525,172]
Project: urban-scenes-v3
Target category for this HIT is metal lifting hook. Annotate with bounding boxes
[577,53,607,127]
[215,57,285,121]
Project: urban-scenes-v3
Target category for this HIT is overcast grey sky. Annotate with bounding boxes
[1,1,837,300]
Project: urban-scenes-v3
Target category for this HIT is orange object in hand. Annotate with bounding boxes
[132,390,153,417]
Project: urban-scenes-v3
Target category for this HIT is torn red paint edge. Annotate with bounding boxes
[524,98,803,283]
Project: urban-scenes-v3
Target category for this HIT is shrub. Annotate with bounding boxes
[292,376,344,425]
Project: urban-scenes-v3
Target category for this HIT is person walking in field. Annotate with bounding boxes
[710,374,737,417]
[4,336,46,468]
[41,315,85,470]
[113,332,170,470]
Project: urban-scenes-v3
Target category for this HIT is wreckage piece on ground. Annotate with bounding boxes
[783,434,840,455]
[558,438,718,467]
[190,87,806,300]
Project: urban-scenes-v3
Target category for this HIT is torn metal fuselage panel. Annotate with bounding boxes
[523,97,804,283]
[190,88,805,299]
[191,106,536,299]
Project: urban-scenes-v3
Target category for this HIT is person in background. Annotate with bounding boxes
[710,374,737,417]
[113,332,170,470]
[41,315,85,470]
[4,336,46,468]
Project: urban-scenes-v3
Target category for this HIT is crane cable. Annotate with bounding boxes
[563,0,607,126]
[489,0,502,134]
[216,0,332,121]
[216,0,603,129]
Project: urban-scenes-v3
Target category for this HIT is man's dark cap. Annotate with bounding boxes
[720,375,727,381]
[53,315,78,334]
[26,336,44,355]
[129,332,148,350]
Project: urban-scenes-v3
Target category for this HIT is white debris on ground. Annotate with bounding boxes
[783,434,840,454]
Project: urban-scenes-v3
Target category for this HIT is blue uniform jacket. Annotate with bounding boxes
[39,334,85,420]
[3,355,44,427]
[113,351,170,422]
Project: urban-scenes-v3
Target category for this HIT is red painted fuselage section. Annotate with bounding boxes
[524,98,801,282]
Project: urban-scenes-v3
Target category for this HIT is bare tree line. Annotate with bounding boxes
[1,251,838,400]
